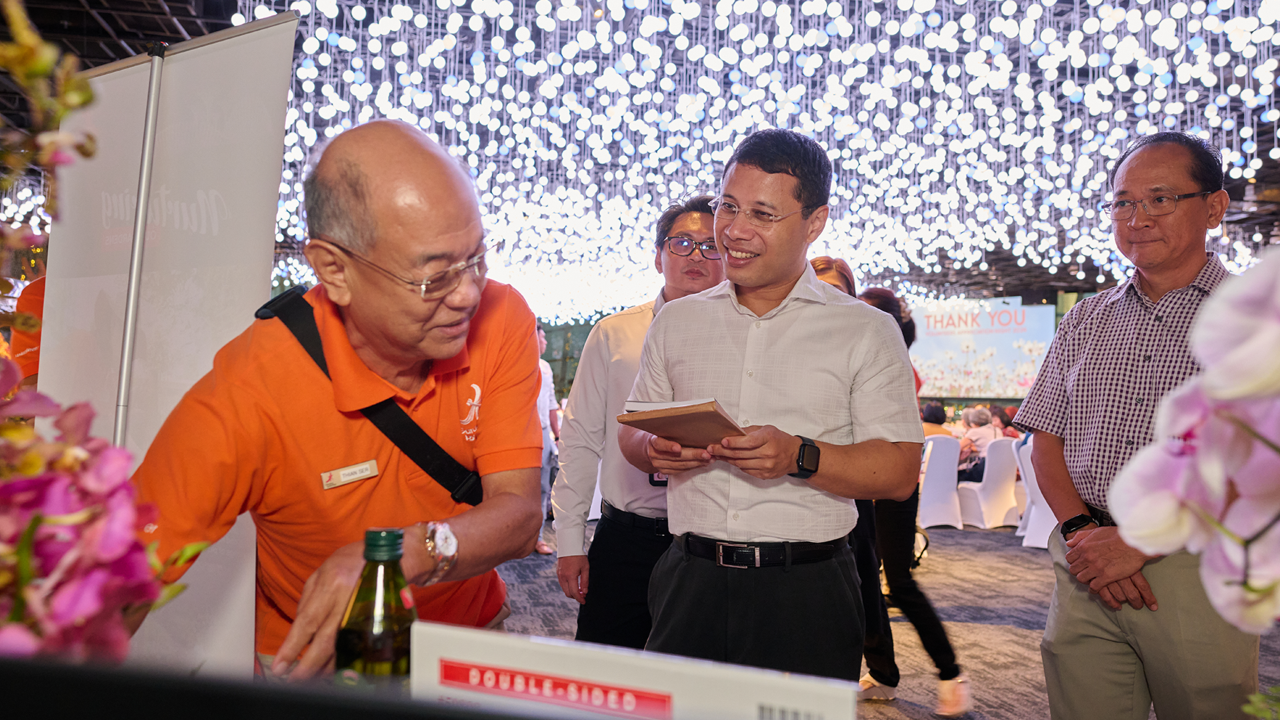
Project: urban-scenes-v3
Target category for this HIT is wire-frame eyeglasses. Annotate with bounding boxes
[315,236,487,300]
[664,236,722,260]
[1101,191,1212,221]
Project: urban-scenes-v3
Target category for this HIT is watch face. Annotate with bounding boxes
[435,524,459,557]
[799,443,820,472]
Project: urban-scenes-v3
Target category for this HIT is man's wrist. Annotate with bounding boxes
[788,435,819,479]
[403,522,435,585]
[409,521,458,586]
[1060,512,1098,539]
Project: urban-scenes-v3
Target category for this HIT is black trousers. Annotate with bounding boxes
[850,499,894,683]
[864,486,961,685]
[574,513,673,649]
[645,535,864,681]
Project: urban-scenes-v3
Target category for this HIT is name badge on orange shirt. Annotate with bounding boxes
[322,460,379,490]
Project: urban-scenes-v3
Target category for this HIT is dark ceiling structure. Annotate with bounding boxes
[0,0,238,128]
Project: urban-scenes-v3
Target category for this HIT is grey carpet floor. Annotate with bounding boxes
[497,524,1279,720]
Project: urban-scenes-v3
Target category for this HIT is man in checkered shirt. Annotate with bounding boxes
[1016,131,1258,720]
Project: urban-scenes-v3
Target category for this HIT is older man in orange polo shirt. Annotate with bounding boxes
[132,121,544,681]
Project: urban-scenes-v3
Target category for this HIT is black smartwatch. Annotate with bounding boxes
[789,436,820,479]
[1060,513,1098,539]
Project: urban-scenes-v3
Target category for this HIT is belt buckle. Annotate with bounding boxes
[715,541,759,568]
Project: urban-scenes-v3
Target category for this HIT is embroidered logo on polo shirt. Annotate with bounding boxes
[461,383,482,442]
[321,460,379,490]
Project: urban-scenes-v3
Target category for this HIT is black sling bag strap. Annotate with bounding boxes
[255,287,484,506]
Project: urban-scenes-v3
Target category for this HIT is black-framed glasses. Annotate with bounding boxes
[664,236,722,260]
[1101,191,1212,221]
[708,197,806,228]
[314,235,487,300]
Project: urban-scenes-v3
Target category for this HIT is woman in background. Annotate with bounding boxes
[957,406,1001,482]
[921,401,952,437]
[857,286,972,718]
[991,407,1021,439]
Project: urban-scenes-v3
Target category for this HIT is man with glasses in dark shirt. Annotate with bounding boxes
[1016,131,1258,720]
[553,195,724,648]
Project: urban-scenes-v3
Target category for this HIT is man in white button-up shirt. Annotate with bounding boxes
[551,195,725,649]
[619,129,924,681]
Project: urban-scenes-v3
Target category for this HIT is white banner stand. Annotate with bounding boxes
[44,13,298,678]
[411,623,857,720]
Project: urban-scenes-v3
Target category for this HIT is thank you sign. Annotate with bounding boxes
[911,296,1055,399]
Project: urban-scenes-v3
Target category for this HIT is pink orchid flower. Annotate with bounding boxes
[1110,440,1220,556]
[1152,377,1255,500]
[47,566,112,628]
[0,624,41,658]
[0,359,60,418]
[1199,497,1280,636]
[1191,251,1280,400]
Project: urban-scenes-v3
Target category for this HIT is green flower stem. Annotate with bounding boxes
[7,513,40,623]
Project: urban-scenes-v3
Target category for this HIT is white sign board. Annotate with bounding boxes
[44,14,298,677]
[411,622,857,720]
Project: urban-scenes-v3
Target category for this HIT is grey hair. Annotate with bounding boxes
[962,407,992,427]
[303,149,377,253]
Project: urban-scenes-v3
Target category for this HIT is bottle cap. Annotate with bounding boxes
[363,527,404,562]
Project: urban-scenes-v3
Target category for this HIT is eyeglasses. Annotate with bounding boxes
[316,236,487,300]
[664,236,722,260]
[1101,191,1212,221]
[708,197,806,228]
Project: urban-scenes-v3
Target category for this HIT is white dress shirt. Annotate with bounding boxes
[628,265,924,543]
[537,358,555,430]
[552,291,668,557]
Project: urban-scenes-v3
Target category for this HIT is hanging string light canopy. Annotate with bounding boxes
[243,0,1280,321]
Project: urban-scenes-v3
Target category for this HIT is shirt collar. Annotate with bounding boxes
[708,263,828,318]
[1121,252,1229,304]
[652,288,667,316]
[310,285,470,413]
[1190,252,1230,294]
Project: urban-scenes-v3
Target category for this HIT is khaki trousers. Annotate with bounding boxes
[1042,532,1259,720]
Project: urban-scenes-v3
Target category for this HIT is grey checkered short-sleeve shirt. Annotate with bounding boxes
[1014,254,1229,510]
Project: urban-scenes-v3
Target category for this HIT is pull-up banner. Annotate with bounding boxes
[43,13,299,678]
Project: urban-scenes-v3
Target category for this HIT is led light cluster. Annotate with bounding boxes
[1,181,49,238]
[242,0,1280,320]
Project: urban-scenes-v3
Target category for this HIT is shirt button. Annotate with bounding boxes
[1125,440,1134,446]
[747,370,754,377]
[1154,315,1163,322]
[742,418,750,425]
[733,512,740,520]
[1143,354,1152,361]
[755,321,761,328]
[1136,398,1144,404]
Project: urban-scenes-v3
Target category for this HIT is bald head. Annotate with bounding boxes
[304,121,478,253]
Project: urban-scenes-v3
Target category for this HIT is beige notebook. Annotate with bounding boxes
[617,399,746,448]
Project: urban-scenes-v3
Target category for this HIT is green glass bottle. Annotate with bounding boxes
[334,528,416,695]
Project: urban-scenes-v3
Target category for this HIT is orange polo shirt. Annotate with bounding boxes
[134,281,543,655]
[12,276,43,379]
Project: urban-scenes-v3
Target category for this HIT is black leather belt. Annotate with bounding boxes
[682,533,846,569]
[1087,504,1116,527]
[600,500,670,537]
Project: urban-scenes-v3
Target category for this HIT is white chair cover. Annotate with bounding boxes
[1014,437,1032,536]
[917,435,963,530]
[1019,436,1058,549]
[957,437,1020,528]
